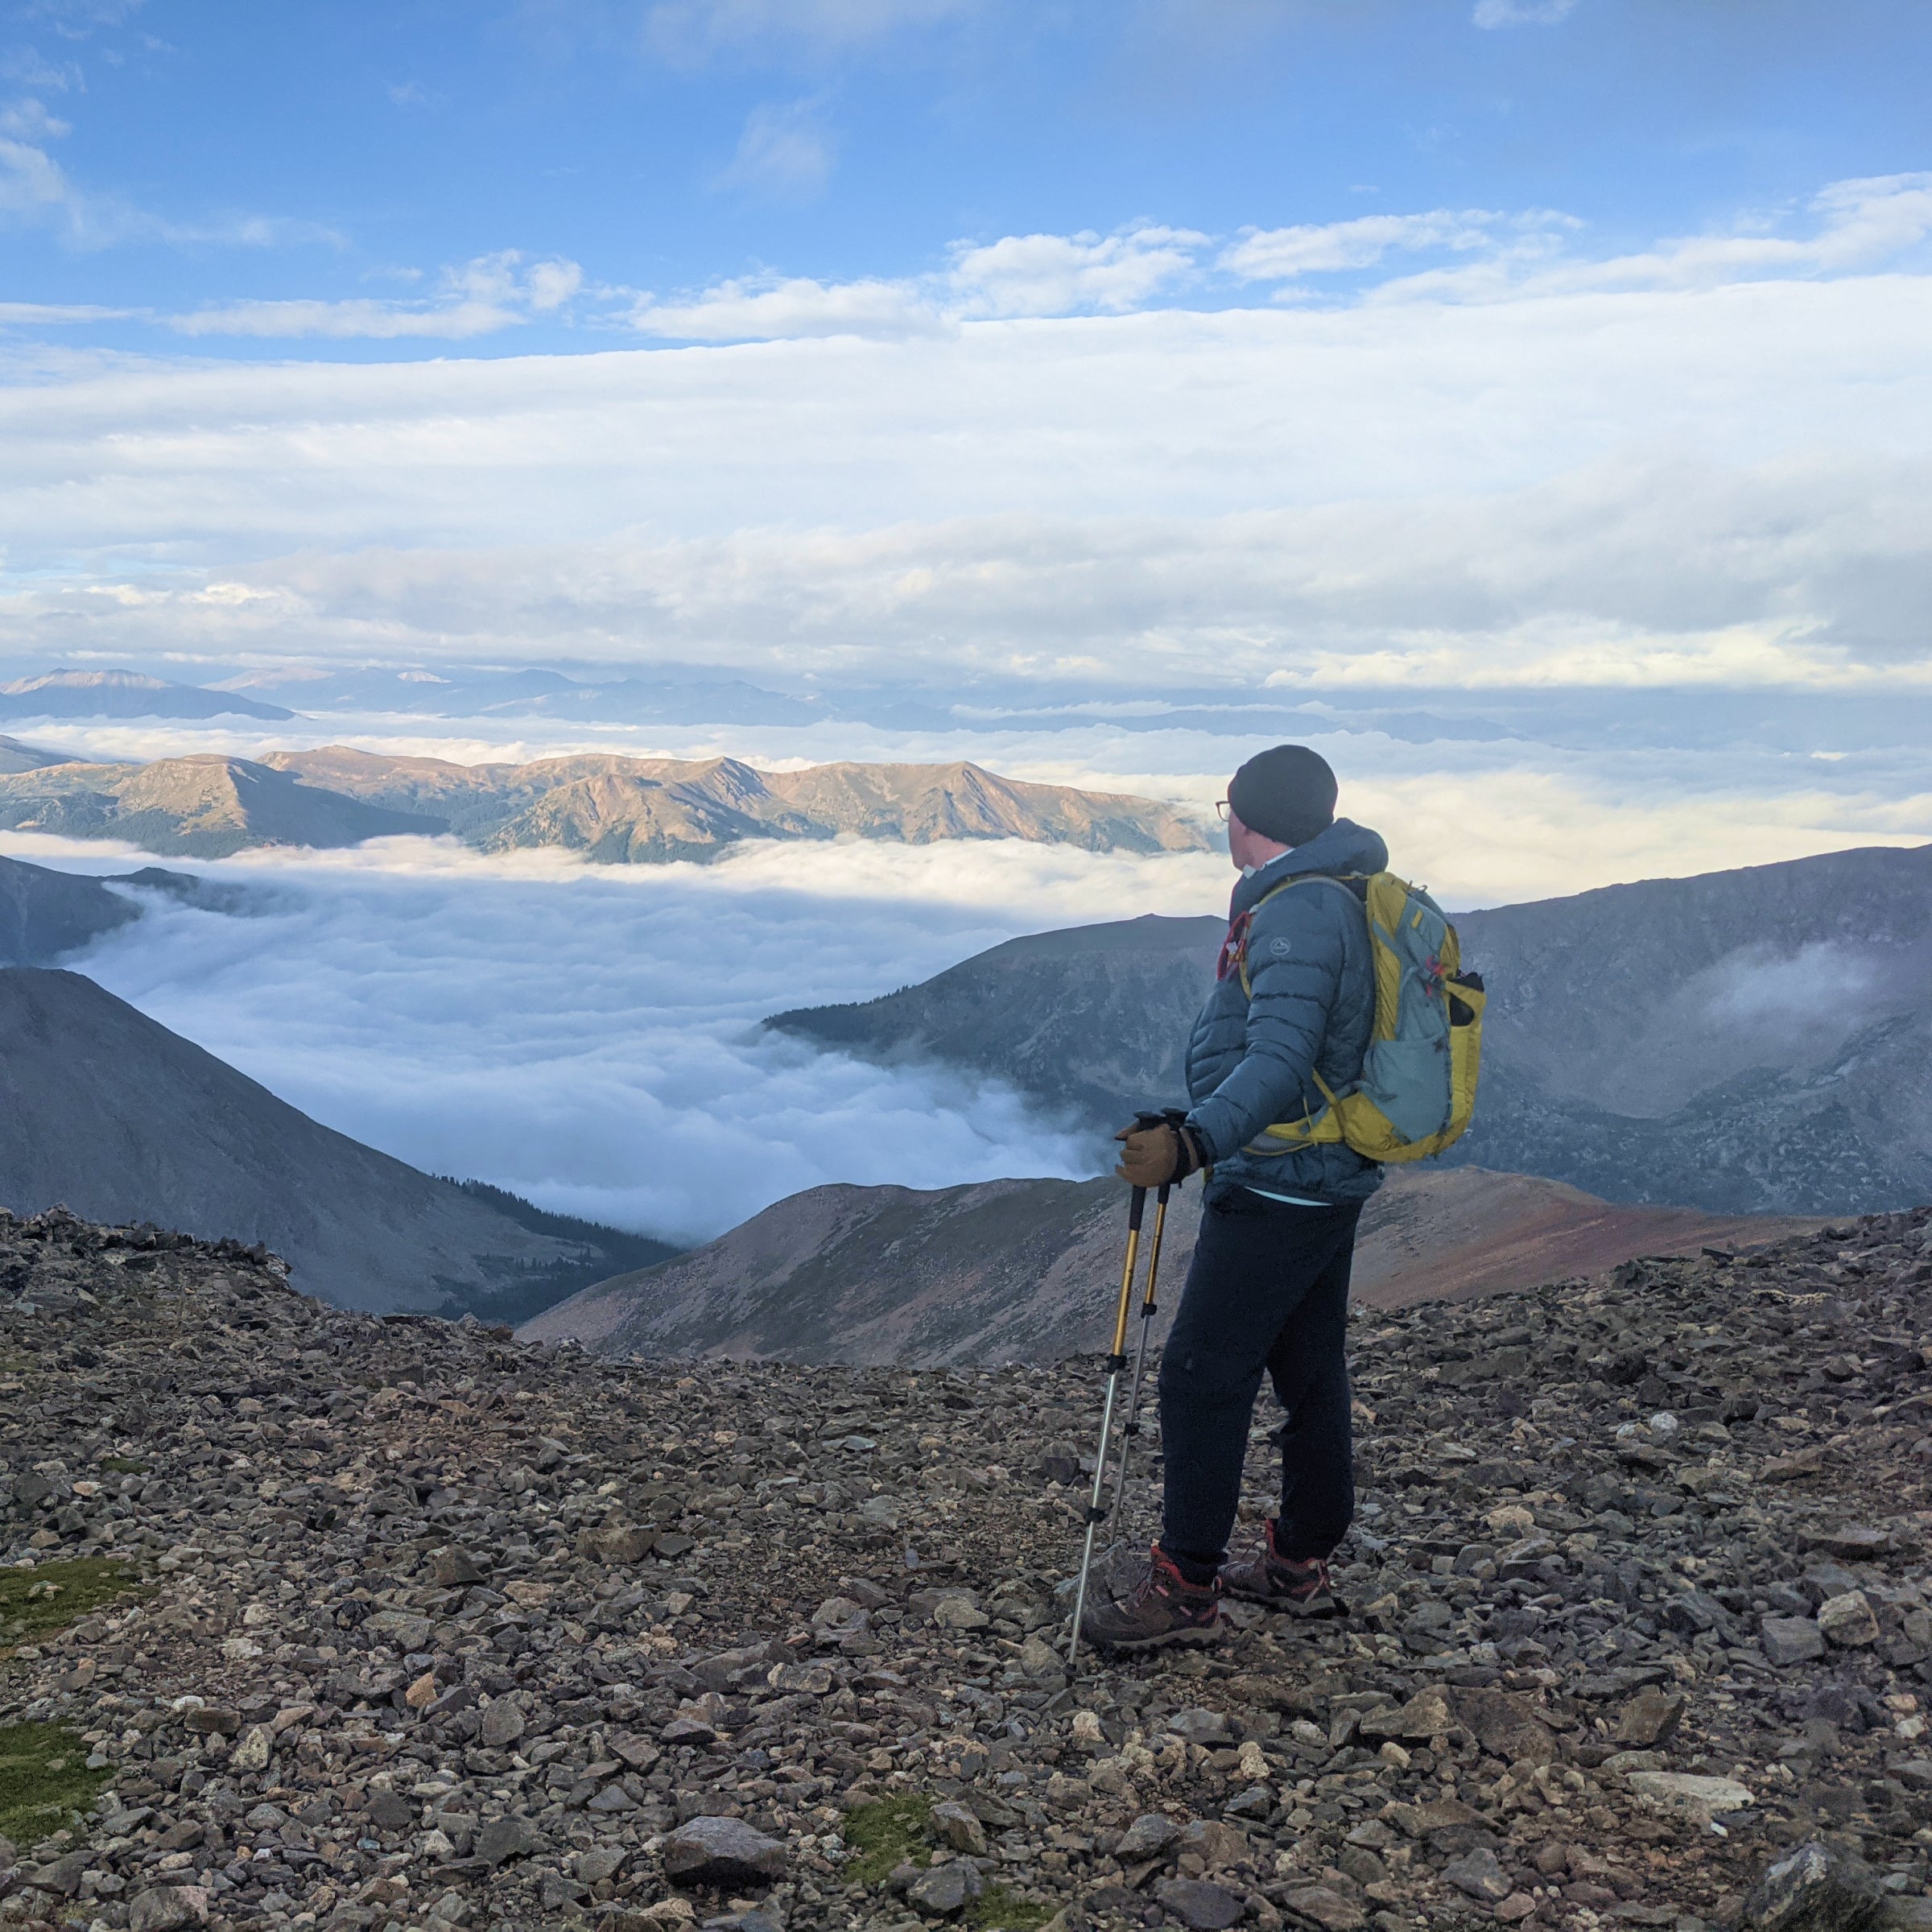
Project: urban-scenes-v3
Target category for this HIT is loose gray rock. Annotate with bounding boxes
[1116,1812,1183,1860]
[1442,1846,1513,1903]
[1166,1706,1232,1744]
[931,1800,987,1855]
[474,1814,545,1868]
[127,1889,200,1932]
[662,1815,788,1888]
[6,1199,1932,1932]
[1279,1885,1368,1931]
[1762,1616,1827,1666]
[1744,1841,1883,1932]
[905,1860,984,1916]
[1615,1688,1686,1746]
[1154,1876,1246,1930]
[480,1698,526,1748]
[1817,1590,1881,1648]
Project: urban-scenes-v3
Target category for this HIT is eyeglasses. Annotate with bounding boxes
[1214,799,1231,823]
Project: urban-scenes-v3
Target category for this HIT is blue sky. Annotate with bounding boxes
[6,0,1930,353]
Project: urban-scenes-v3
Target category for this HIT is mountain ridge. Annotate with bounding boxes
[519,1165,1818,1367]
[766,841,1932,1216]
[0,747,1209,863]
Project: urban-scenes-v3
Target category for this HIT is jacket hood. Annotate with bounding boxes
[1229,817,1389,919]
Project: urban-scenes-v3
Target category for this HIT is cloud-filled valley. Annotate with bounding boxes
[10,828,1228,1248]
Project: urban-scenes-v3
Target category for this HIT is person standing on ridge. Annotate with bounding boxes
[1080,744,1384,1649]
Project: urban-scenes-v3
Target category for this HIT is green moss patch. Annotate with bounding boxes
[968,1882,1052,1930]
[0,1722,111,1847]
[0,1557,148,1647]
[840,1792,934,1887]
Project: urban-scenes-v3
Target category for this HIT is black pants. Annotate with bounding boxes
[1157,1189,1363,1574]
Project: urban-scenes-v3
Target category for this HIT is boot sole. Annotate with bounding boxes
[1220,1581,1348,1618]
[1087,1620,1224,1652]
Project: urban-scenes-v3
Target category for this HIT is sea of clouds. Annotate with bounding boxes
[6,826,1228,1247]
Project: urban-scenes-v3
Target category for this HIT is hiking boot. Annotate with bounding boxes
[1220,1518,1347,1617]
[1080,1545,1224,1651]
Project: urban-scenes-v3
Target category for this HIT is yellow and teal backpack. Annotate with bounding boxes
[1236,872,1484,1163]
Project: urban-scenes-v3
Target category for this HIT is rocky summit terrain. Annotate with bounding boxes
[5,1202,1932,1932]
[521,1168,1814,1368]
[768,844,1932,1218]
[0,752,1206,865]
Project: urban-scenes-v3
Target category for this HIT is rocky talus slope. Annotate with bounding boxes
[4,1205,1932,1932]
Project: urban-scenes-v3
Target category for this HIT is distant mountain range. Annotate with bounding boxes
[770,841,1932,1216]
[0,748,1208,862]
[519,1165,1814,1366]
[0,966,672,1316]
[0,669,292,721]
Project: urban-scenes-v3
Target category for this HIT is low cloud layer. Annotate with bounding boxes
[27,832,1215,1246]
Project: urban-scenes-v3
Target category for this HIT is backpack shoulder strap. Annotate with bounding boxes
[1237,873,1369,996]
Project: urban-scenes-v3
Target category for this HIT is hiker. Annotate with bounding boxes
[1080,744,1385,1649]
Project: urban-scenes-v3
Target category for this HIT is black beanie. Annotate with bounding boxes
[1227,745,1337,848]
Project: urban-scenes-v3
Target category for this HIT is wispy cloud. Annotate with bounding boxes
[627,272,942,341]
[0,297,133,324]
[629,221,1203,340]
[716,97,837,200]
[18,0,147,38]
[1222,174,1932,303]
[643,0,980,64]
[1221,208,1553,280]
[1472,0,1578,26]
[170,250,584,341]
[948,225,1203,317]
[621,175,1932,346]
[0,87,339,250]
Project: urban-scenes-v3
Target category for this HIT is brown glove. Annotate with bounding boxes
[1114,1120,1205,1189]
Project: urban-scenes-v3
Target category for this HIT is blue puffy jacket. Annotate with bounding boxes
[1183,817,1387,1206]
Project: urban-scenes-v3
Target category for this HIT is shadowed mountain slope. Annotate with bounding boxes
[765,843,1932,1216]
[520,1165,1813,1366]
[0,968,671,1315]
[0,853,143,964]
[769,912,1222,1130]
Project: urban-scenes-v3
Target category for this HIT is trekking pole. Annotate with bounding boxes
[1108,1108,1188,1531]
[1066,1175,1148,1671]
